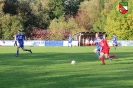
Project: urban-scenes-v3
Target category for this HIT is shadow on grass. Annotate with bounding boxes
[0,52,133,88]
[0,68,133,88]
[0,51,133,66]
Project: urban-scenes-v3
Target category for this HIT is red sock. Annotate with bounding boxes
[109,55,116,58]
[100,57,105,64]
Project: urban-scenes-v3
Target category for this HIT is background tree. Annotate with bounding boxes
[49,0,65,19]
[64,0,84,16]
[1,15,23,39]
[0,0,133,40]
[104,10,133,40]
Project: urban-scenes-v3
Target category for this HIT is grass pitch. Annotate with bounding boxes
[0,46,133,88]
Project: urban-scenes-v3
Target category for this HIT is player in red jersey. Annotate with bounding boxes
[98,34,117,65]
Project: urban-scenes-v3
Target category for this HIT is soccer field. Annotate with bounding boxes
[0,46,133,88]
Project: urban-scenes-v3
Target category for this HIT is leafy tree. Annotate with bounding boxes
[64,0,84,16]
[49,15,87,40]
[104,10,133,40]
[74,10,92,30]
[79,0,101,23]
[49,0,65,19]
[1,14,23,39]
[93,10,107,32]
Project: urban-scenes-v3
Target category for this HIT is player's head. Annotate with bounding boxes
[113,33,116,36]
[97,35,101,41]
[18,30,21,34]
[95,32,99,38]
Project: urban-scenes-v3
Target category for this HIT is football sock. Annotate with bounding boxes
[108,55,116,58]
[25,49,30,52]
[17,50,19,55]
[100,57,105,64]
[113,45,116,50]
[95,52,100,57]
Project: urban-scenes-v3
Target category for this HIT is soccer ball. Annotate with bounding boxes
[71,60,76,65]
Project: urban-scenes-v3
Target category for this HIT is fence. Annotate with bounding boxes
[0,40,78,46]
[0,40,133,46]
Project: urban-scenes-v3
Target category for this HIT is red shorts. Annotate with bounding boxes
[101,48,109,54]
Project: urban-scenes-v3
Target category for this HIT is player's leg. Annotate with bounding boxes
[70,42,72,47]
[104,49,113,60]
[21,44,32,53]
[108,54,117,58]
[94,48,100,58]
[100,52,106,65]
[113,43,116,50]
[16,46,20,57]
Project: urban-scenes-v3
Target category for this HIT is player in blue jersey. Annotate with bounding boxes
[93,33,101,58]
[112,34,117,50]
[68,34,72,47]
[15,30,32,57]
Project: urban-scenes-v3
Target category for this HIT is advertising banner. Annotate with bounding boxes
[45,41,63,46]
[1,40,133,46]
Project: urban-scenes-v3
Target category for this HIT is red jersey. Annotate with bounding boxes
[99,39,110,54]
[100,39,110,49]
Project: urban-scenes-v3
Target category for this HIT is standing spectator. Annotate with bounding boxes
[90,39,93,46]
[85,38,89,46]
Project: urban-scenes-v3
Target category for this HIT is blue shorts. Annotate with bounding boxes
[97,47,100,51]
[113,42,117,46]
[68,41,72,43]
[19,43,24,47]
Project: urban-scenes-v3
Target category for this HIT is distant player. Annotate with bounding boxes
[93,33,100,58]
[98,34,117,65]
[68,34,72,47]
[112,34,117,50]
[15,30,32,57]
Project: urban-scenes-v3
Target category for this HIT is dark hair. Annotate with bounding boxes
[18,30,21,32]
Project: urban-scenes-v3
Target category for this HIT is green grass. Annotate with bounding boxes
[0,46,133,88]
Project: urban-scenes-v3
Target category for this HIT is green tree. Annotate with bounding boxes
[49,0,65,19]
[104,10,133,40]
[93,10,107,32]
[79,0,101,23]
[1,15,23,39]
[48,16,87,40]
[64,0,84,16]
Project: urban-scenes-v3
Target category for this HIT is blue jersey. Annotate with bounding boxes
[94,38,100,49]
[68,35,72,43]
[112,36,117,43]
[16,34,25,44]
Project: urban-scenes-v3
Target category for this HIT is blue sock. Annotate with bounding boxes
[95,52,100,57]
[17,50,19,55]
